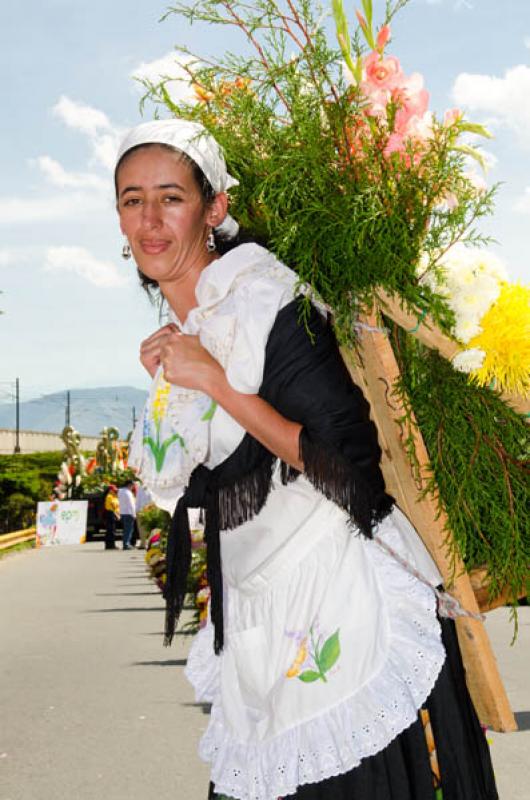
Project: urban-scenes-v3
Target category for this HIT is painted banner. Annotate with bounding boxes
[36,500,88,546]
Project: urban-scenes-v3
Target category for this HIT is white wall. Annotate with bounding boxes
[0,429,100,455]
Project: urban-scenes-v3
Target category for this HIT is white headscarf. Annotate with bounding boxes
[116,118,239,238]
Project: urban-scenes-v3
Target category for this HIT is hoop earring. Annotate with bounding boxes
[121,238,132,260]
[206,231,216,253]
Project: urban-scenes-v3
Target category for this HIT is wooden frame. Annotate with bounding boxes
[340,299,519,732]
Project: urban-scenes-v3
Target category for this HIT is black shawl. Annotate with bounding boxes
[164,298,394,652]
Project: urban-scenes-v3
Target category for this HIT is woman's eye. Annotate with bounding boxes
[163,195,182,203]
[123,197,142,207]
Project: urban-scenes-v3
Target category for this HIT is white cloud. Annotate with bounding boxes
[32,155,109,191]
[0,246,40,267]
[44,246,130,288]
[0,98,119,231]
[53,95,112,136]
[132,52,199,106]
[452,65,530,148]
[514,187,530,215]
[52,95,124,170]
[524,36,530,49]
[0,192,109,225]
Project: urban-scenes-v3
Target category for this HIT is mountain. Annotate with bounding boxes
[0,386,148,438]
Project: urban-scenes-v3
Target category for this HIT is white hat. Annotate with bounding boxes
[115,118,239,194]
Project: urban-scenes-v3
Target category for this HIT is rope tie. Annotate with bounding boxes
[374,534,485,622]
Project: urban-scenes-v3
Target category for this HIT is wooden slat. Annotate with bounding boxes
[470,567,527,614]
[341,319,517,732]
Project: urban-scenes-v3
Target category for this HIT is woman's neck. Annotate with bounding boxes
[160,253,219,326]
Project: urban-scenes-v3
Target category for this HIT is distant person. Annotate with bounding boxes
[135,483,152,549]
[103,484,120,550]
[118,480,136,550]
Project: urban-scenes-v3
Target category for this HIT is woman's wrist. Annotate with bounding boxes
[203,361,230,401]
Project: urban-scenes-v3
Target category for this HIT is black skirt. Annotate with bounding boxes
[209,618,498,800]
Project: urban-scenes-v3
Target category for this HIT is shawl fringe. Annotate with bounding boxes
[218,454,276,531]
[299,428,393,539]
[164,495,193,647]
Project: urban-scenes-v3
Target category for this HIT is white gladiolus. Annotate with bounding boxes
[452,348,486,373]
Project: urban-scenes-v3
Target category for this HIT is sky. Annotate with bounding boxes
[1,0,529,407]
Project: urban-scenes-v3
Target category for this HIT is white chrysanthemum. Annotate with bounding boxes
[440,245,508,283]
[452,348,486,373]
[453,317,483,344]
[451,284,499,320]
[473,251,508,283]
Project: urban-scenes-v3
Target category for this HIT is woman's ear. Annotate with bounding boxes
[207,192,229,228]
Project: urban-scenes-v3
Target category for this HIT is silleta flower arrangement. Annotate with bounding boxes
[140,0,496,335]
[139,1,528,610]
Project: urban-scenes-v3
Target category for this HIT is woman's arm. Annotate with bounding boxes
[160,331,303,470]
[207,368,303,471]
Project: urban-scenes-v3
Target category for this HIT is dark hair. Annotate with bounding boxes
[115,142,260,299]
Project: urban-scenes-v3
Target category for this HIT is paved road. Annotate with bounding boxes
[1,543,528,800]
[1,543,210,800]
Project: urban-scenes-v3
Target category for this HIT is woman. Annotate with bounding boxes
[115,119,498,800]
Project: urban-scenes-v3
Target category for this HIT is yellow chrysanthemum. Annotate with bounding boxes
[468,282,530,397]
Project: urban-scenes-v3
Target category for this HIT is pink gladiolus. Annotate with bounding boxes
[376,25,391,51]
[392,74,430,135]
[383,132,406,158]
[360,85,389,119]
[444,107,462,127]
[364,51,403,91]
[404,110,434,142]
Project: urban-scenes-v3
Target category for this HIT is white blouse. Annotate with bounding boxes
[128,244,299,511]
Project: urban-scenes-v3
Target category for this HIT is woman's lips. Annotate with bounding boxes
[140,239,171,255]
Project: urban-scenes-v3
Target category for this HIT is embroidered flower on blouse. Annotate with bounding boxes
[151,380,171,426]
[143,376,186,473]
[285,624,341,683]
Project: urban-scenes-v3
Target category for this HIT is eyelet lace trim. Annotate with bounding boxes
[185,524,446,800]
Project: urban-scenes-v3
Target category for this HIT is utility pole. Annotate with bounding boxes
[65,390,71,427]
[132,405,137,428]
[14,377,21,454]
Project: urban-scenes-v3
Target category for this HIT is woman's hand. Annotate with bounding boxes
[159,330,303,471]
[160,332,223,392]
[140,323,180,378]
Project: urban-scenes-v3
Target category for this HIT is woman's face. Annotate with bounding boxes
[116,145,224,285]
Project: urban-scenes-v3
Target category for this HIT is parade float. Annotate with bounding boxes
[135,0,529,730]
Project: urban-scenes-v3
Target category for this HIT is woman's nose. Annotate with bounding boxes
[141,200,162,228]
